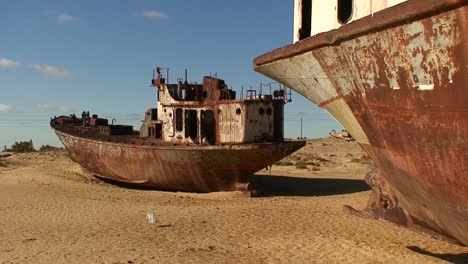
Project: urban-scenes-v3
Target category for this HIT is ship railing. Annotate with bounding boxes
[241,82,292,102]
[244,88,256,100]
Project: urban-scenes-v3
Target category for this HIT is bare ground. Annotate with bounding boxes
[0,138,466,263]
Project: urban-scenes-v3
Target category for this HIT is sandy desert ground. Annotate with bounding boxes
[0,137,466,263]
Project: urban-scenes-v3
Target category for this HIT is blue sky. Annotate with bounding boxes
[0,0,340,148]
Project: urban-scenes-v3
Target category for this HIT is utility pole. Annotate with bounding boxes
[301,118,303,139]
[298,112,305,139]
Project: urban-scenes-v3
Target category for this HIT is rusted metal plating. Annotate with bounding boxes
[147,68,292,145]
[51,69,305,193]
[54,130,305,192]
[254,0,468,245]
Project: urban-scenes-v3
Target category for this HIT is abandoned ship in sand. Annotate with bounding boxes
[51,67,305,193]
[254,0,467,245]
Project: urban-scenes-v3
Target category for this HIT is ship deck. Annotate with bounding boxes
[52,124,297,148]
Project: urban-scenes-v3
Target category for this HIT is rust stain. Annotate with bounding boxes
[52,70,305,193]
[55,130,304,193]
[254,1,468,245]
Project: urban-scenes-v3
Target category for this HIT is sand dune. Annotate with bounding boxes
[0,138,466,263]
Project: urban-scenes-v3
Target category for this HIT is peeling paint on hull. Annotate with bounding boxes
[54,129,305,193]
[254,1,467,245]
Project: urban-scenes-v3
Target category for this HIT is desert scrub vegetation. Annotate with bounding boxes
[9,140,35,153]
[3,141,60,153]
[295,163,307,169]
[305,160,320,167]
[295,161,312,170]
[276,160,294,166]
[351,154,373,165]
[39,145,60,151]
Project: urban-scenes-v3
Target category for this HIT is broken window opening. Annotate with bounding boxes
[175,108,183,132]
[155,123,162,139]
[150,108,157,121]
[148,127,155,138]
[337,0,353,24]
[201,110,215,145]
[185,109,198,140]
[299,0,312,40]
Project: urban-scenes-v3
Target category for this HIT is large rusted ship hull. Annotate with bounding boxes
[54,129,305,193]
[254,1,467,245]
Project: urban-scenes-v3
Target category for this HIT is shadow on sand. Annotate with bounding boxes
[251,174,370,197]
[407,246,468,263]
[94,176,171,191]
[94,174,371,197]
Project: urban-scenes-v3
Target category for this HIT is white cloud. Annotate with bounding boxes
[38,104,74,113]
[29,64,71,78]
[142,10,169,20]
[56,13,79,23]
[0,58,20,68]
[0,58,73,78]
[0,104,14,113]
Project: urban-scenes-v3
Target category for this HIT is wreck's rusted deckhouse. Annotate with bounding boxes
[140,67,287,145]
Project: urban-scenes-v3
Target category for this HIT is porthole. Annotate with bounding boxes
[236,108,241,115]
[266,108,272,115]
[259,108,265,115]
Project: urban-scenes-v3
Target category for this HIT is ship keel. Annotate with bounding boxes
[343,168,462,245]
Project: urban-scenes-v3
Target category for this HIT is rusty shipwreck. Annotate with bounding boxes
[254,0,467,245]
[51,67,305,193]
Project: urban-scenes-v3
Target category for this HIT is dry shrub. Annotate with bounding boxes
[277,160,293,166]
[295,164,307,169]
[350,155,373,165]
[10,140,35,153]
[305,160,320,167]
[39,145,60,152]
[359,154,373,165]
[291,155,302,161]
[295,160,306,166]
[314,156,331,163]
